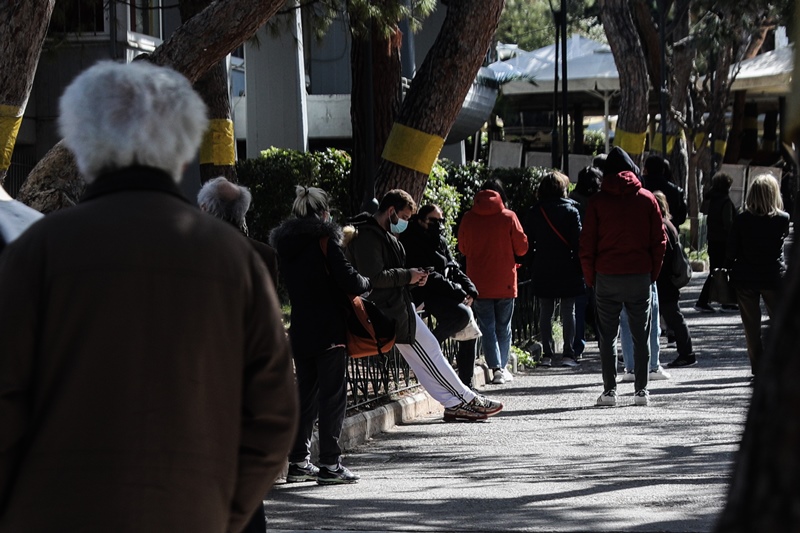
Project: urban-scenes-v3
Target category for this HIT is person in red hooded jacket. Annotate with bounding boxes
[458,179,529,385]
[579,147,666,408]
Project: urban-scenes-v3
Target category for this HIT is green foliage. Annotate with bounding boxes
[583,129,606,156]
[236,147,351,243]
[510,344,535,369]
[495,0,602,52]
[487,166,548,216]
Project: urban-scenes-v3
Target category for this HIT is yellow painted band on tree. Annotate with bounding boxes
[694,133,706,150]
[651,133,678,155]
[613,128,646,155]
[714,140,727,157]
[199,119,235,166]
[381,123,445,175]
[0,105,23,171]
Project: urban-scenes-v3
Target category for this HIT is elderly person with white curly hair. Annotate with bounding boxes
[0,61,298,533]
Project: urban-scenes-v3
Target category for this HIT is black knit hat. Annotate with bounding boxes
[603,146,640,177]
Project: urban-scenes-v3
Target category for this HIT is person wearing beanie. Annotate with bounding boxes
[580,147,667,407]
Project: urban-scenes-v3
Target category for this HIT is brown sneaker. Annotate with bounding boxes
[443,401,489,422]
[466,395,503,418]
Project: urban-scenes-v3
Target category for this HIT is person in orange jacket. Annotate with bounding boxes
[458,179,529,385]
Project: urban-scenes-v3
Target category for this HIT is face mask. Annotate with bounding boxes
[390,213,409,234]
[427,221,442,237]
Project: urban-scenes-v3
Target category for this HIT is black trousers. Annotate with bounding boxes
[424,298,471,344]
[288,346,348,466]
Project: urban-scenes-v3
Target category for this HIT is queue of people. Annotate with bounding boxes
[0,59,790,530]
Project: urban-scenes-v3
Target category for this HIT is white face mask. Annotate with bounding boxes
[390,212,409,234]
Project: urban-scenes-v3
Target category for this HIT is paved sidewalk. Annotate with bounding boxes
[266,272,754,532]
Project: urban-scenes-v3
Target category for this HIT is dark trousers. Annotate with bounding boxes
[595,273,652,392]
[424,298,471,344]
[288,346,348,466]
[696,240,727,306]
[736,288,779,374]
[455,338,477,388]
[539,297,576,357]
[659,299,693,357]
[573,289,589,356]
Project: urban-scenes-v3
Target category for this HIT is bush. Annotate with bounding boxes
[236,147,351,243]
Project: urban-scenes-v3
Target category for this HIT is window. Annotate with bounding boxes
[49,0,105,35]
[130,0,161,39]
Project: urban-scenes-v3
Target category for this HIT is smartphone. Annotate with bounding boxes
[423,266,435,273]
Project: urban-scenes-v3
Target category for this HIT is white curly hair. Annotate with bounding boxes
[58,61,208,183]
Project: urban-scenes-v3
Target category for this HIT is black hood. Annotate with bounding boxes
[269,217,343,261]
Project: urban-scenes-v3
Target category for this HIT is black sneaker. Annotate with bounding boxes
[694,303,716,313]
[667,354,697,368]
[317,464,360,485]
[286,462,319,483]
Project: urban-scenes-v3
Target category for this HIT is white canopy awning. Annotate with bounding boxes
[729,44,793,95]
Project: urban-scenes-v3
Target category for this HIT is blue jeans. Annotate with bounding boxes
[473,298,514,370]
[619,283,660,372]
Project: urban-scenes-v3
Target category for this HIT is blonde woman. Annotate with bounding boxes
[726,174,790,376]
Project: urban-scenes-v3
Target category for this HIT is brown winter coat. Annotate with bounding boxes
[0,168,298,533]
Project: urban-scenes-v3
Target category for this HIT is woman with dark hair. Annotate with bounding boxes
[695,172,737,312]
[652,191,696,370]
[523,171,584,367]
[271,186,371,485]
[726,174,790,376]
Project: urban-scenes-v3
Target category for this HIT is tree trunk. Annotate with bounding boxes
[599,0,649,167]
[724,29,768,164]
[350,22,402,215]
[715,242,800,532]
[179,0,237,184]
[0,1,55,186]
[374,0,505,203]
[18,0,286,211]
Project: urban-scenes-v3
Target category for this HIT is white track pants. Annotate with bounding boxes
[396,309,478,409]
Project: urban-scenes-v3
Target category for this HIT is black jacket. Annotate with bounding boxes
[644,174,688,226]
[523,197,585,298]
[656,217,681,303]
[726,210,790,290]
[346,214,416,344]
[271,217,370,357]
[399,221,478,305]
[705,190,735,243]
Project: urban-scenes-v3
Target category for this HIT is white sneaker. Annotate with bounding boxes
[596,390,617,406]
[502,368,514,382]
[492,369,505,384]
[649,367,671,380]
[618,370,635,383]
[634,389,650,406]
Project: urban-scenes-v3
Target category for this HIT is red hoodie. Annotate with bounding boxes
[579,170,667,287]
[458,190,529,299]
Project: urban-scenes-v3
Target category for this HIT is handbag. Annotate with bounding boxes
[708,268,737,305]
[319,237,396,357]
[670,235,692,289]
[451,305,482,341]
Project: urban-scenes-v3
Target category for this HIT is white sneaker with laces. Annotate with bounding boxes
[492,368,505,384]
[634,389,650,406]
[596,390,617,406]
[649,367,671,380]
[502,368,514,382]
[618,369,635,382]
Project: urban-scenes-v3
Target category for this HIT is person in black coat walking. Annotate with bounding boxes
[524,171,585,368]
[271,186,371,485]
[695,172,737,312]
